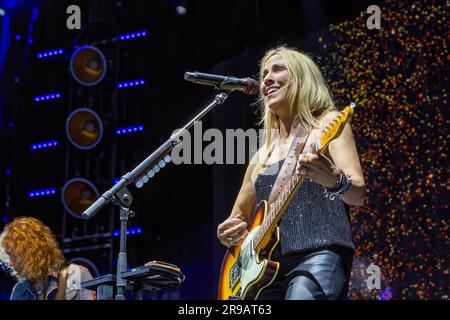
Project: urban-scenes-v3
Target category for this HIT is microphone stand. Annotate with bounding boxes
[81,91,229,300]
[114,187,134,300]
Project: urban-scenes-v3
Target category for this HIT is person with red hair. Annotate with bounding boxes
[0,216,95,300]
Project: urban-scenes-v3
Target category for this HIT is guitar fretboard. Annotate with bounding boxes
[252,172,305,251]
[250,104,354,254]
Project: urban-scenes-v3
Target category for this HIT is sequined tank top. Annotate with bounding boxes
[255,159,355,258]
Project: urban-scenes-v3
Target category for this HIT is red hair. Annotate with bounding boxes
[1,217,66,281]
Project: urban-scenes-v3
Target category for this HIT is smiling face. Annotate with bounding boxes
[261,54,291,118]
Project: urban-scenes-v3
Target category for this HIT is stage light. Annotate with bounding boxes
[34,92,61,102]
[379,286,392,300]
[28,188,57,199]
[118,30,148,41]
[30,140,58,150]
[70,45,106,86]
[115,125,144,135]
[175,0,187,16]
[66,108,103,150]
[117,79,145,89]
[112,227,142,237]
[37,48,64,59]
[62,178,99,218]
[176,6,187,16]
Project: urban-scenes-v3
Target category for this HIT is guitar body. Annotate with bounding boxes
[218,200,280,300]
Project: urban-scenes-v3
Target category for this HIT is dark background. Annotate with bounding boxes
[0,0,448,300]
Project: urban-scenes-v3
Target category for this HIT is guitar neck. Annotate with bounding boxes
[253,164,307,252]
[252,104,355,253]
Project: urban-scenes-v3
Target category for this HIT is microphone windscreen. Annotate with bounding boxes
[244,78,260,95]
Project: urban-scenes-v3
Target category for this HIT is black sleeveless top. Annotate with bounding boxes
[255,159,355,258]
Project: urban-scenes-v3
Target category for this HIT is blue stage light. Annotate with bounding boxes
[31,140,58,150]
[117,79,146,89]
[115,125,144,135]
[28,188,57,199]
[34,92,61,102]
[112,227,142,237]
[118,30,148,41]
[36,48,64,59]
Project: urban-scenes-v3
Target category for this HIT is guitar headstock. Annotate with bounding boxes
[317,102,355,152]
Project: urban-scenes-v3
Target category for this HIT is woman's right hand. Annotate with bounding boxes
[217,217,248,248]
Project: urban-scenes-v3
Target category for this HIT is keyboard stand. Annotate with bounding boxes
[81,261,185,300]
[82,274,117,300]
[121,262,185,300]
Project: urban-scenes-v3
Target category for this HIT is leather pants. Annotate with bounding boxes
[258,248,352,300]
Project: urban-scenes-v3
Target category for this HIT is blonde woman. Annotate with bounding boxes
[217,46,365,300]
[0,217,94,300]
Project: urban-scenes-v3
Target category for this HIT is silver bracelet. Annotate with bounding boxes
[323,171,352,201]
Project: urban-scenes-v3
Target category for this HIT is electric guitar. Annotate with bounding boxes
[218,104,355,300]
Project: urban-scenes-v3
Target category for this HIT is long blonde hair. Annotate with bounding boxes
[251,46,336,182]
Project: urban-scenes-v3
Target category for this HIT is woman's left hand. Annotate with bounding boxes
[295,152,341,189]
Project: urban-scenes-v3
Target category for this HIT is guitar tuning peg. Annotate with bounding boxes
[153,164,160,173]
[158,159,166,168]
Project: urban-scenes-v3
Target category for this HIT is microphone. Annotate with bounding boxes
[184,71,259,95]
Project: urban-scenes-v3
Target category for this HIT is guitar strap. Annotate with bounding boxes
[267,123,311,206]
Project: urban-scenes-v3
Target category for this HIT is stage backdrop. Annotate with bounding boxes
[213,0,449,300]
